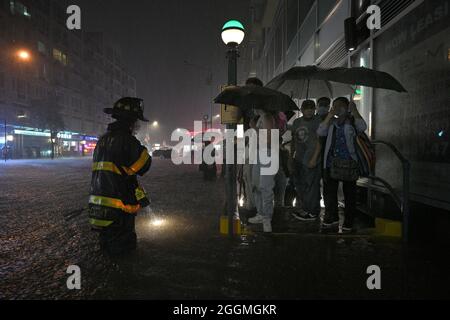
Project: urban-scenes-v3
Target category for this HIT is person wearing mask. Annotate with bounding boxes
[290,100,322,221]
[317,97,367,233]
[312,97,331,216]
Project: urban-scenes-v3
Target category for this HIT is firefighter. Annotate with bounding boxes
[88,97,152,256]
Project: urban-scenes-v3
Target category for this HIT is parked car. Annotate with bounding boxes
[152,148,172,159]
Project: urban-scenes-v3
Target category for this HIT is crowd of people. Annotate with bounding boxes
[240,77,368,234]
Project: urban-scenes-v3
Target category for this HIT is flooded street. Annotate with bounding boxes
[1,158,450,299]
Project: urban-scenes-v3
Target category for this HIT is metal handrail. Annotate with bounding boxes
[365,140,411,243]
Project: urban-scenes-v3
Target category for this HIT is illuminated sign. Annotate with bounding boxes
[83,136,98,141]
[14,130,51,137]
[57,132,72,139]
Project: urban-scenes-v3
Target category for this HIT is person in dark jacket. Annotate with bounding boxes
[88,97,152,256]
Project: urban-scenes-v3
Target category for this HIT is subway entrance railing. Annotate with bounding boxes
[357,140,411,243]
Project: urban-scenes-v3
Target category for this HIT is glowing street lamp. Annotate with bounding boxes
[152,121,159,127]
[16,49,31,62]
[221,20,245,47]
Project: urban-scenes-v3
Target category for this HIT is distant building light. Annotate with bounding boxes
[53,48,68,66]
[10,1,31,18]
[14,129,50,137]
[438,130,444,138]
[37,41,47,55]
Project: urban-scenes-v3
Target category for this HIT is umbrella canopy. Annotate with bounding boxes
[266,65,353,99]
[213,85,299,112]
[323,67,407,92]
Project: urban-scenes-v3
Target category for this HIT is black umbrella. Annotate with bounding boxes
[213,85,299,112]
[266,65,353,99]
[323,67,407,92]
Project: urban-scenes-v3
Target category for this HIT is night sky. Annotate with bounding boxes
[75,0,251,143]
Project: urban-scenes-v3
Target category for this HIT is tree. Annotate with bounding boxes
[32,95,65,159]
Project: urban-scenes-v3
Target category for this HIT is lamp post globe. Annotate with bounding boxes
[221,20,245,47]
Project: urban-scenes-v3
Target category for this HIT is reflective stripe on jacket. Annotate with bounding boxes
[89,121,151,218]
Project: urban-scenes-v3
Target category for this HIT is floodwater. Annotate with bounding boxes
[1,158,450,299]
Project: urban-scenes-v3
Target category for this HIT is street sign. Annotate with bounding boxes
[220,85,243,125]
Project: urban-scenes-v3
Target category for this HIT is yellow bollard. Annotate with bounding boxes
[219,216,229,235]
[375,218,402,238]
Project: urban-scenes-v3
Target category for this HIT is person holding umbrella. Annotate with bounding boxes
[318,97,367,233]
[214,84,299,233]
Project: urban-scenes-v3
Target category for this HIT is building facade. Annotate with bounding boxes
[241,0,450,212]
[0,0,136,159]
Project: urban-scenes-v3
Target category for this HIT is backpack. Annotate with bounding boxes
[354,130,376,177]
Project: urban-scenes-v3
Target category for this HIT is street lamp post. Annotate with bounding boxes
[221,20,245,235]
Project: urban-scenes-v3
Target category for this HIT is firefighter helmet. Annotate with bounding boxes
[104,97,149,122]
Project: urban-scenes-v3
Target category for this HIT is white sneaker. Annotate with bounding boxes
[248,214,264,224]
[263,219,272,233]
